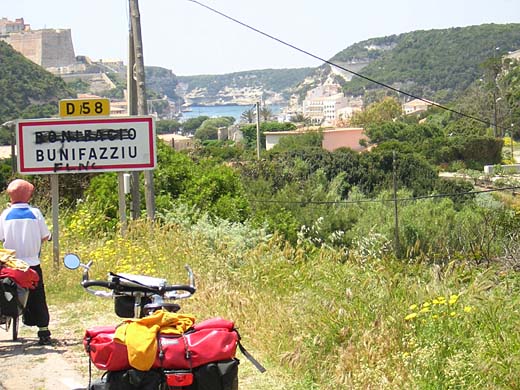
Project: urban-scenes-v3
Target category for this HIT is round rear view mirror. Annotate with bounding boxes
[63,253,81,270]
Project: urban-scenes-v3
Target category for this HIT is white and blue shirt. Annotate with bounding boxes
[0,203,50,266]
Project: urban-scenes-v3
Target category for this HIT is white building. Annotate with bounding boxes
[403,98,434,115]
[302,84,351,126]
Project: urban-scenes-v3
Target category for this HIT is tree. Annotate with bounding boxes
[350,97,403,129]
[290,113,312,126]
[240,107,256,123]
[240,122,297,149]
[155,119,181,134]
[273,131,323,151]
[181,116,209,135]
[260,105,273,121]
[181,163,250,222]
[194,117,234,141]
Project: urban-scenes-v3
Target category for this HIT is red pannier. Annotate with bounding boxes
[0,267,39,289]
[84,317,239,371]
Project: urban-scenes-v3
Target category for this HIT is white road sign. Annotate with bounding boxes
[16,116,156,174]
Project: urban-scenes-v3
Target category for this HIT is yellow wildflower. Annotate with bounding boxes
[405,313,418,321]
[449,294,459,305]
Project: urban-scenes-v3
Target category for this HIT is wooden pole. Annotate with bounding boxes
[256,102,261,160]
[129,0,155,220]
[392,151,400,258]
[127,13,141,219]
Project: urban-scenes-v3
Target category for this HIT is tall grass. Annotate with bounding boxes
[40,211,520,389]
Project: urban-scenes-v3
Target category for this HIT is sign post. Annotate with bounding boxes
[50,175,59,268]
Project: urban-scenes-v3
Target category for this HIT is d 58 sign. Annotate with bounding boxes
[59,98,110,117]
[16,116,156,174]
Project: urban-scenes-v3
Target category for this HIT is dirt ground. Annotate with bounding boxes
[0,312,88,390]
[0,307,281,390]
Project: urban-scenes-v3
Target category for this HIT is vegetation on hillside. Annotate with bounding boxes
[145,66,180,100]
[336,23,520,102]
[0,41,73,142]
[177,67,314,99]
[187,23,520,108]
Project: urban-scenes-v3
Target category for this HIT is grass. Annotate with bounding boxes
[40,219,520,389]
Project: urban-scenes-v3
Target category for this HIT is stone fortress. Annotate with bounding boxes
[0,17,76,70]
[0,17,119,93]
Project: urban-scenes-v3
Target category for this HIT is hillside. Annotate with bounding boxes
[176,23,520,107]
[329,23,520,102]
[0,41,73,126]
[176,67,313,106]
[145,66,180,100]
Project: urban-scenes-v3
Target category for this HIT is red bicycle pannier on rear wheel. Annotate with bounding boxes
[84,318,238,371]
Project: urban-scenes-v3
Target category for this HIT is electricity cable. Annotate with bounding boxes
[187,0,507,131]
[183,2,517,206]
[249,185,520,206]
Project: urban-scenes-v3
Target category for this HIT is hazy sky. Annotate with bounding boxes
[2,0,519,76]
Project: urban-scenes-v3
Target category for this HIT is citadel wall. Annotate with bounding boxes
[3,28,76,69]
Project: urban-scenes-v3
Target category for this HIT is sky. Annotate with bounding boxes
[2,0,519,76]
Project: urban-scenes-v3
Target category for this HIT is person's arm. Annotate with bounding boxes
[34,207,51,243]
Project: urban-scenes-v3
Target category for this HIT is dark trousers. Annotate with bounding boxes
[22,264,50,329]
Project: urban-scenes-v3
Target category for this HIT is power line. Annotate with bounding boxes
[187,0,506,131]
[249,185,520,206]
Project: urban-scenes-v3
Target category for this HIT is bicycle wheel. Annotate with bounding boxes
[11,315,18,341]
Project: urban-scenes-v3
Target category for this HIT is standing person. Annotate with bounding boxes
[0,179,52,345]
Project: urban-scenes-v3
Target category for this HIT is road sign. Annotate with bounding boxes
[16,116,156,174]
[59,98,110,117]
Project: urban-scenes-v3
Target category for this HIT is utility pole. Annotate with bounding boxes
[392,151,400,258]
[492,46,500,138]
[256,101,261,159]
[129,0,155,219]
[493,92,499,138]
[127,16,141,220]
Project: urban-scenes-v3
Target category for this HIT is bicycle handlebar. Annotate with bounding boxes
[80,280,115,298]
[64,253,197,305]
[81,279,196,299]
